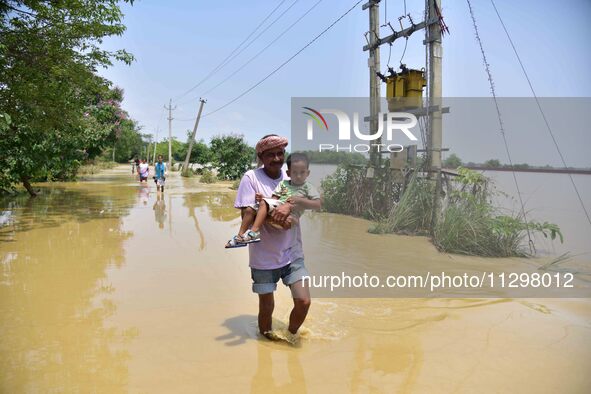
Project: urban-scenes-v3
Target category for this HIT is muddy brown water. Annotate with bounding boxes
[1,166,590,393]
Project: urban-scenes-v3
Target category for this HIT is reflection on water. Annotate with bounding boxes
[138,183,150,207]
[251,342,307,394]
[183,195,206,251]
[0,182,138,392]
[183,191,240,222]
[0,187,133,242]
[153,193,167,229]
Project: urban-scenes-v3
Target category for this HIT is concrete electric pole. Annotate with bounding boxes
[427,0,443,175]
[164,99,177,169]
[181,98,207,177]
[152,127,159,165]
[427,0,443,232]
[364,0,381,171]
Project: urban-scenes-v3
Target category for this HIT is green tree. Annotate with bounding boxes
[152,138,186,162]
[111,119,143,162]
[179,132,212,164]
[443,153,463,169]
[0,1,134,195]
[210,134,255,180]
[484,159,501,168]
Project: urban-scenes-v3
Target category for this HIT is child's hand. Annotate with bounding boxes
[286,196,301,205]
[255,193,263,203]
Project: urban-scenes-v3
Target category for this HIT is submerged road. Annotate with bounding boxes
[0,166,590,392]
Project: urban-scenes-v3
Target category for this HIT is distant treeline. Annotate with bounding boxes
[293,151,367,166]
[443,155,590,171]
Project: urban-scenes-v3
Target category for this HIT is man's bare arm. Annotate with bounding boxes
[271,201,292,223]
[286,196,322,211]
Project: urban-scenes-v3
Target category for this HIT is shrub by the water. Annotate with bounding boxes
[230,179,241,190]
[199,169,217,184]
[366,167,562,257]
[369,173,433,235]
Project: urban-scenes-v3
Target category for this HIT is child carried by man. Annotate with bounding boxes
[225,152,320,248]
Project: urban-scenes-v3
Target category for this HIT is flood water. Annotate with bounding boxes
[1,166,590,392]
[308,164,591,264]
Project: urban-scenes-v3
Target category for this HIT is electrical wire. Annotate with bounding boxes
[202,0,364,118]
[173,0,289,102]
[399,37,408,65]
[386,43,392,67]
[198,0,325,100]
[490,0,591,229]
[176,0,303,107]
[466,0,535,252]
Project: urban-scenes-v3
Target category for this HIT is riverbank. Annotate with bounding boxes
[1,166,590,392]
[463,165,591,175]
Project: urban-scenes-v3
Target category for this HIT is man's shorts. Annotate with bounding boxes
[251,258,309,294]
[156,177,165,186]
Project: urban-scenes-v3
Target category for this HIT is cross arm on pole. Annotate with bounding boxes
[361,0,381,11]
[362,17,440,51]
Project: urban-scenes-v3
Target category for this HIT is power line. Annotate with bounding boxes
[203,0,364,118]
[466,0,535,252]
[173,0,289,102]
[490,0,591,228]
[196,0,301,97]
[198,0,325,99]
[398,37,408,65]
[399,0,408,65]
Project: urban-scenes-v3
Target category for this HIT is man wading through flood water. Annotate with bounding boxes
[233,134,321,343]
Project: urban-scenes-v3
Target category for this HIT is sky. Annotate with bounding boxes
[98,0,591,167]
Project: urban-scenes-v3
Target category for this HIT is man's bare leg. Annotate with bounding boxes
[258,293,275,337]
[288,280,311,335]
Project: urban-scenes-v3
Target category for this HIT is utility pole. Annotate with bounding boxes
[362,0,445,229]
[364,0,381,170]
[152,127,159,165]
[164,99,177,169]
[427,0,443,233]
[182,98,207,177]
[427,0,443,174]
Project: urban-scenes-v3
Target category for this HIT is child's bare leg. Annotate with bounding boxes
[251,201,269,233]
[238,207,256,236]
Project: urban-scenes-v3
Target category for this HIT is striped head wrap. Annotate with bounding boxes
[255,135,288,155]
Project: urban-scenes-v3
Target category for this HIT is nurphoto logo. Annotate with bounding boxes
[302,106,419,153]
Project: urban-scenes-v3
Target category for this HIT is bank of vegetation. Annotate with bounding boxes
[443,154,590,173]
[298,151,367,166]
[322,165,562,257]
[0,1,256,196]
[0,1,139,196]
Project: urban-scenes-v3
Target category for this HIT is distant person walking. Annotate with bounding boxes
[154,155,167,192]
[138,159,149,183]
[133,157,140,175]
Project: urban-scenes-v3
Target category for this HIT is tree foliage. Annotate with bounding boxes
[178,131,212,164]
[152,138,186,162]
[0,0,134,194]
[443,153,462,169]
[210,134,255,180]
[484,159,501,168]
